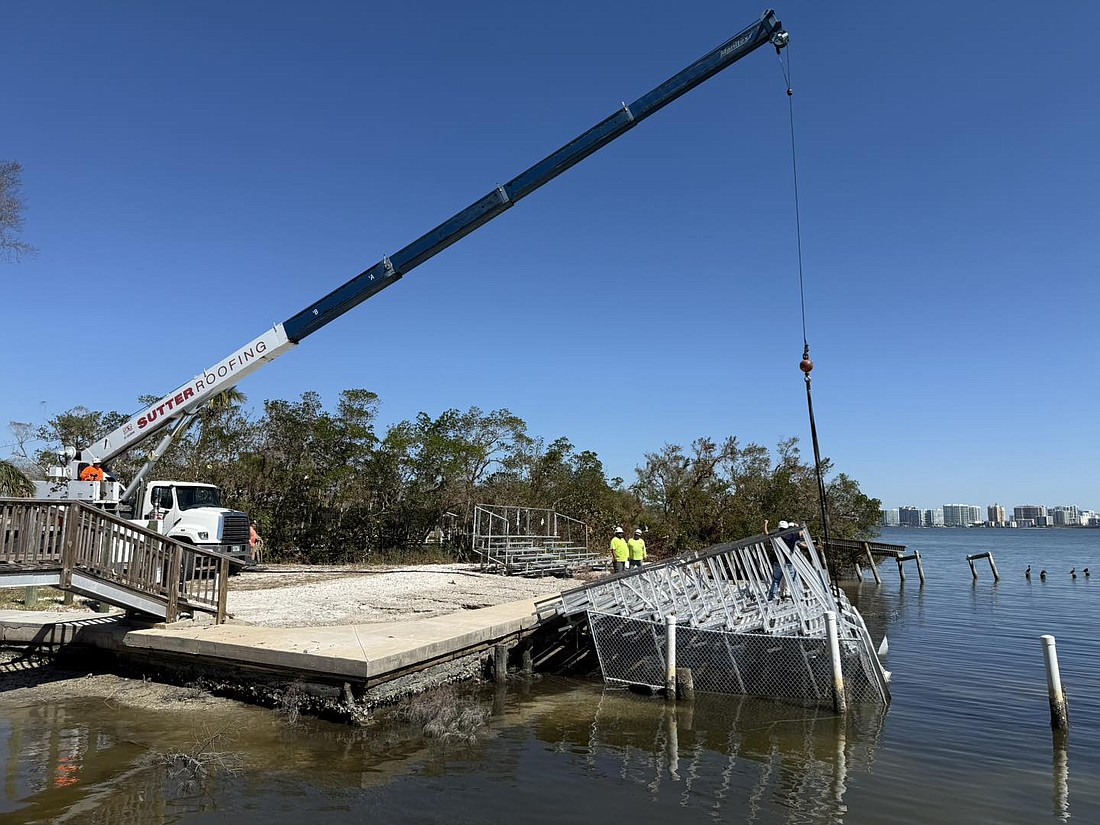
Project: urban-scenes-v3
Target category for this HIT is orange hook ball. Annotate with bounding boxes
[799,357,814,374]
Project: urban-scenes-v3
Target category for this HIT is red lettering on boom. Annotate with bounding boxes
[133,337,274,431]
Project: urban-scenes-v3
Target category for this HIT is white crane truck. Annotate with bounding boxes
[31,11,789,565]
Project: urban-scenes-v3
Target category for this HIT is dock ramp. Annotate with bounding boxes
[1,499,229,623]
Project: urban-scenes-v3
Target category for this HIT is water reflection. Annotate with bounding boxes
[1,675,890,825]
[527,683,886,823]
[1053,730,1069,822]
[0,702,171,824]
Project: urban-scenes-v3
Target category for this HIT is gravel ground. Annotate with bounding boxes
[226,563,590,627]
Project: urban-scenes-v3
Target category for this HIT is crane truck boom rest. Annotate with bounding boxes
[40,10,788,561]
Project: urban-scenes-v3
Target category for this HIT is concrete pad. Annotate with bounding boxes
[0,610,123,646]
[0,599,544,684]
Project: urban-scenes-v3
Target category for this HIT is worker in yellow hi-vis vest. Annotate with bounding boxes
[628,528,647,569]
[610,526,629,574]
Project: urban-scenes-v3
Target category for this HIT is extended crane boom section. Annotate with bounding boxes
[281,9,785,343]
[82,9,785,468]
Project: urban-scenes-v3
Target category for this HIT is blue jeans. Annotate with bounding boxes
[768,563,797,600]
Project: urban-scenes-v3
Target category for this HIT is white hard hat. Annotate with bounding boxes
[778,521,790,530]
[634,528,643,535]
[614,526,624,534]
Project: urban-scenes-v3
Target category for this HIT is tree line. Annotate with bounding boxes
[3,389,882,563]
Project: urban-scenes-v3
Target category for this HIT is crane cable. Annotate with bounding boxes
[776,45,837,595]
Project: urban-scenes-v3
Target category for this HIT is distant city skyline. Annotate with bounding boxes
[883,501,1095,514]
[882,502,1099,528]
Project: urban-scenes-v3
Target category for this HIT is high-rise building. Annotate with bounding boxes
[882,508,900,527]
[923,508,944,527]
[1050,506,1080,527]
[943,504,982,527]
[1014,505,1046,522]
[899,506,922,527]
[988,504,1006,525]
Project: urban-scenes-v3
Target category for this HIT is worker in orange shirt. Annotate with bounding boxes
[249,521,263,564]
[79,462,105,481]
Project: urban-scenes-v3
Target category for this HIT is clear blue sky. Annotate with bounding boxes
[3,1,1098,512]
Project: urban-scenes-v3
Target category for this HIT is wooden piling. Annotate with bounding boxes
[863,543,882,584]
[494,643,508,684]
[896,552,925,585]
[675,667,695,702]
[966,552,999,582]
[1041,635,1069,730]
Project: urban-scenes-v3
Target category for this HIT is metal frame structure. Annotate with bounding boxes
[472,504,598,576]
[537,529,890,707]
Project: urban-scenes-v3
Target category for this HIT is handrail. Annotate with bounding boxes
[0,498,228,622]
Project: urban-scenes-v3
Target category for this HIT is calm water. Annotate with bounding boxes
[2,527,1099,824]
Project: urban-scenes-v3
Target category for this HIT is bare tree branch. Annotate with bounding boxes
[0,160,37,262]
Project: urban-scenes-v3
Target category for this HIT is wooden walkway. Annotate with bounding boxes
[1,499,229,623]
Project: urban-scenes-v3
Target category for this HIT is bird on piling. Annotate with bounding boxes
[1040,570,1048,580]
[1026,565,1032,578]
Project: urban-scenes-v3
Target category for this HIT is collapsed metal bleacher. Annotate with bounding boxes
[536,529,891,707]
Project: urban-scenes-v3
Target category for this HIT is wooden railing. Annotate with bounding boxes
[824,537,907,560]
[1,498,228,623]
[823,537,917,583]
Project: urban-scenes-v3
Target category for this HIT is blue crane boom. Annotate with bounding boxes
[88,9,787,469]
[282,9,787,341]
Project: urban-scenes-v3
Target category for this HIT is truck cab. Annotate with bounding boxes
[32,471,251,567]
[139,481,251,566]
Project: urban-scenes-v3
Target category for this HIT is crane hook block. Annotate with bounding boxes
[800,356,814,374]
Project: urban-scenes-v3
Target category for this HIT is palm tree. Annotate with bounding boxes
[209,387,247,412]
[0,460,33,497]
